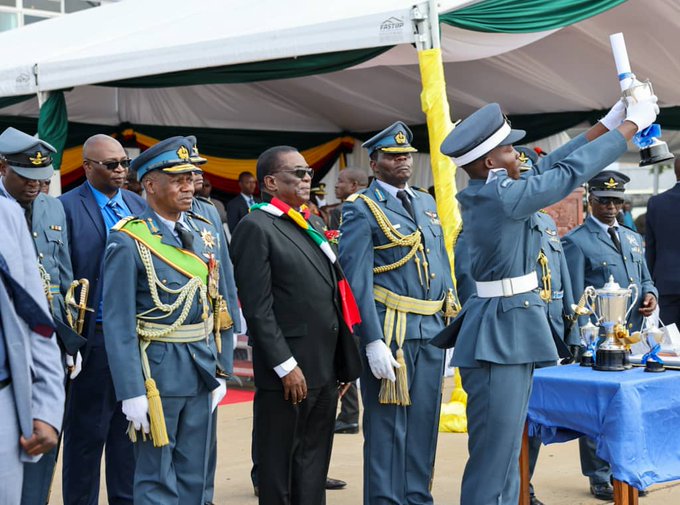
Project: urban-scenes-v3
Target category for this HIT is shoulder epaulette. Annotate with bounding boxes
[196,195,215,207]
[187,210,212,225]
[345,188,369,203]
[412,186,429,194]
[111,216,137,231]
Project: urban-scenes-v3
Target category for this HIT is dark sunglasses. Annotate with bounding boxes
[86,158,131,170]
[276,167,314,179]
[592,195,624,206]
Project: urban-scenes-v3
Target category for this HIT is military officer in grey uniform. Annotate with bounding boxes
[103,137,234,505]
[562,170,656,500]
[0,127,86,505]
[339,122,457,505]
[431,93,658,505]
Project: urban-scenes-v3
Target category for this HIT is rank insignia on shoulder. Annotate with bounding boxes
[500,178,513,188]
[189,211,212,225]
[111,216,136,232]
[545,228,557,236]
[200,228,216,249]
[49,224,62,231]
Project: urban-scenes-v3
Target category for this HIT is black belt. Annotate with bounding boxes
[0,377,11,391]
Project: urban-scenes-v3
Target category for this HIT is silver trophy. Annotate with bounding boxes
[580,275,639,371]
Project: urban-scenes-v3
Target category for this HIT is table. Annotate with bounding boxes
[519,365,680,505]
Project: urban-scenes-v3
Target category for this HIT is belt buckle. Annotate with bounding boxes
[501,278,514,297]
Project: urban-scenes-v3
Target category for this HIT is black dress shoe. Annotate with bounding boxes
[334,421,359,434]
[530,496,545,505]
[326,477,347,490]
[638,488,648,497]
[590,482,614,500]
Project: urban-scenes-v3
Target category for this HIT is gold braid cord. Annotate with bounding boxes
[129,240,210,448]
[38,262,53,305]
[537,250,552,303]
[355,194,428,287]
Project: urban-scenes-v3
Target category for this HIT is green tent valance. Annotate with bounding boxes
[441,0,627,34]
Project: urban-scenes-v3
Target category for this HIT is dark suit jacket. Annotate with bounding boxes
[230,210,360,390]
[646,183,680,296]
[226,194,260,235]
[59,183,146,350]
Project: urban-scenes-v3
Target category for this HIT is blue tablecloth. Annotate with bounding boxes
[527,364,680,488]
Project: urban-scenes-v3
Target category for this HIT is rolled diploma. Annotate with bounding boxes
[610,32,633,91]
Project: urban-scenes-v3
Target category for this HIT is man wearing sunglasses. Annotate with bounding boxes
[562,170,656,500]
[59,134,146,505]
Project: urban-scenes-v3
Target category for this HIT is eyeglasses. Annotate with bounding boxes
[592,195,624,206]
[85,158,131,171]
[275,167,314,179]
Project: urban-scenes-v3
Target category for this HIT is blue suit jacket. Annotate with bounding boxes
[562,216,657,333]
[59,183,146,351]
[431,130,628,366]
[646,183,680,297]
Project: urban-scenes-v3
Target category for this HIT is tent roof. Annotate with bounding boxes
[0,0,678,143]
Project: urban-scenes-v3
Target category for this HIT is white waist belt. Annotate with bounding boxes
[475,272,538,298]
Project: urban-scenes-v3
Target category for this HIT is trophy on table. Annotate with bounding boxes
[573,276,639,372]
[632,319,666,373]
[610,32,674,167]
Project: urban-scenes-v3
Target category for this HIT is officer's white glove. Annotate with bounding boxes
[122,395,150,434]
[65,352,82,380]
[599,99,627,131]
[625,94,659,131]
[211,378,227,413]
[365,340,399,382]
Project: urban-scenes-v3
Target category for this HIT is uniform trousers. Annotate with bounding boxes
[204,409,219,503]
[336,382,359,425]
[133,384,212,505]
[0,384,22,505]
[527,360,556,497]
[62,335,134,505]
[20,445,57,505]
[460,363,534,505]
[579,436,611,485]
[255,383,337,505]
[659,294,680,327]
[361,339,444,505]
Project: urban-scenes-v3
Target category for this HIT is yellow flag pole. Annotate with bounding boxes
[414,1,466,434]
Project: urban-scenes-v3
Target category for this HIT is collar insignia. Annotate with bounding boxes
[394,131,407,145]
[177,146,190,160]
[604,177,618,189]
[29,151,44,165]
[200,228,216,249]
[626,235,638,247]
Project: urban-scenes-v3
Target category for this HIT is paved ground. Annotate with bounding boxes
[48,380,680,504]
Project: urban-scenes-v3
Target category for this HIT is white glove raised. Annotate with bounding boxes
[211,378,227,413]
[625,94,659,131]
[122,395,150,434]
[365,340,399,382]
[65,352,82,380]
[599,99,627,131]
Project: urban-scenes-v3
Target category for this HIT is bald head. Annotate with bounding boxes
[335,167,369,201]
[82,134,128,197]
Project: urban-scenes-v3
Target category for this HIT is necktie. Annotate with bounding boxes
[607,226,622,253]
[396,190,415,220]
[108,200,125,221]
[247,197,254,208]
[22,203,33,230]
[0,252,54,337]
[175,222,194,250]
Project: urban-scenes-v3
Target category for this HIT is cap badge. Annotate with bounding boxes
[191,144,200,157]
[29,151,44,166]
[394,131,407,145]
[518,152,528,163]
[177,146,190,160]
[604,177,618,189]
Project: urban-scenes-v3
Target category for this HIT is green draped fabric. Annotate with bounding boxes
[37,92,68,170]
[104,47,392,88]
[440,0,627,33]
[0,94,33,111]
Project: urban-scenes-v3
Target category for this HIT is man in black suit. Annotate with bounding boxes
[646,156,680,325]
[230,146,361,505]
[59,134,146,505]
[226,171,260,234]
